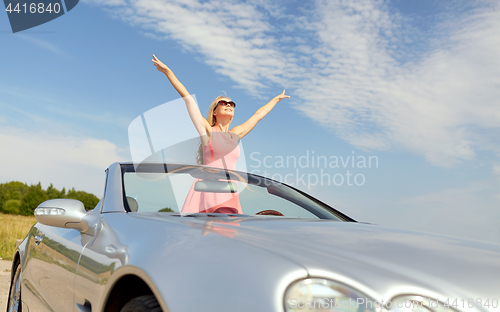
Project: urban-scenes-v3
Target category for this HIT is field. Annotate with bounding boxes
[0,213,36,261]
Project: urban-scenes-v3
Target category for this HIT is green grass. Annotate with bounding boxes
[0,213,36,260]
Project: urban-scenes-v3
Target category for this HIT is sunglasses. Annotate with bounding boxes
[215,100,236,109]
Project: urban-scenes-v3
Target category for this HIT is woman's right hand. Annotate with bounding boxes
[152,54,170,74]
[152,53,207,137]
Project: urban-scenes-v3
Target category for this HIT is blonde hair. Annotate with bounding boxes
[196,96,234,164]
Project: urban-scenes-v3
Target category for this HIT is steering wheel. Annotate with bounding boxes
[213,207,239,214]
[255,210,284,216]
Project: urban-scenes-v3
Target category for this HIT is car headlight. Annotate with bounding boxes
[284,278,379,312]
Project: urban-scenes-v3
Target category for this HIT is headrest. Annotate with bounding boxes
[126,196,139,212]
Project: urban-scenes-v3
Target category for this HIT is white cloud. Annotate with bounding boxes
[15,34,67,57]
[84,0,290,93]
[82,0,500,169]
[81,0,125,6]
[494,163,500,177]
[392,181,500,243]
[0,127,125,197]
[0,101,53,125]
[294,0,500,167]
[43,104,132,130]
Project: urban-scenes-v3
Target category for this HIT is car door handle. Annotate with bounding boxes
[34,235,43,246]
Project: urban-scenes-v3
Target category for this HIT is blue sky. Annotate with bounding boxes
[1,0,499,243]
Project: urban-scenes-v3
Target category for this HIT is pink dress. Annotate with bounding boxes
[181,126,241,214]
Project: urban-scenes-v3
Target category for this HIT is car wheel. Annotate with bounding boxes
[121,295,162,312]
[7,262,22,312]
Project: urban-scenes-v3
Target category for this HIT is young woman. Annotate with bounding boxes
[152,54,289,213]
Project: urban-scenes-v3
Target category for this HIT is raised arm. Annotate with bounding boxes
[152,54,210,141]
[231,90,290,139]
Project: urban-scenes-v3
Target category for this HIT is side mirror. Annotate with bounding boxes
[34,199,89,232]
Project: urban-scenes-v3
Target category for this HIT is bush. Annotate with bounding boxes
[0,181,29,213]
[66,188,100,210]
[3,199,22,215]
[20,183,49,216]
[0,181,99,215]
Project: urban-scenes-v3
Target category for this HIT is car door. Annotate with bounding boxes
[22,223,87,312]
[73,215,128,311]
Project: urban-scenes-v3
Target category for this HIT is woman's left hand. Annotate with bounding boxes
[275,90,290,102]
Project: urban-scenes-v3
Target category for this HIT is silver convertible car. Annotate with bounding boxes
[7,162,500,312]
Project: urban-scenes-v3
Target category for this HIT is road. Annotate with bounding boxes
[0,260,12,311]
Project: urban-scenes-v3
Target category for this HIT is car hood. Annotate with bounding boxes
[128,214,500,303]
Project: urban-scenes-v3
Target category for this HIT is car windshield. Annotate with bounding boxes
[121,164,352,221]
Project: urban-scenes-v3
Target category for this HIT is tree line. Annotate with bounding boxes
[0,181,100,216]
